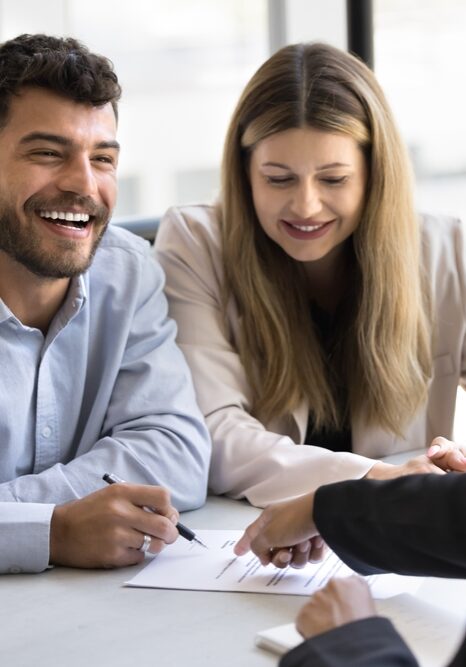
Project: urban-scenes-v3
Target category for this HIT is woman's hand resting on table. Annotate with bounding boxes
[365,437,466,480]
[427,436,466,472]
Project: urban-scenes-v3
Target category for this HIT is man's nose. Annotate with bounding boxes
[55,156,98,197]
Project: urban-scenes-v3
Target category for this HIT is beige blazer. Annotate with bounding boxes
[155,205,466,507]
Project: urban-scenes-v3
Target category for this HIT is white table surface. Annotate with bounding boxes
[0,497,300,667]
[2,470,466,667]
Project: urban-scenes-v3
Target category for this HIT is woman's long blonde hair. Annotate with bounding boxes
[218,42,432,435]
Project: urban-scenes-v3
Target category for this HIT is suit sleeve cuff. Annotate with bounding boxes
[279,617,419,667]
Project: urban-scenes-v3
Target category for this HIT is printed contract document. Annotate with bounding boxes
[126,529,420,598]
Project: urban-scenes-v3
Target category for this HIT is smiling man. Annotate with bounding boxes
[0,34,210,573]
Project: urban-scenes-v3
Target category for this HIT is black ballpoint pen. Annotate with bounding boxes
[102,473,208,548]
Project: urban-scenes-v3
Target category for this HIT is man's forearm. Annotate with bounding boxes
[0,425,208,510]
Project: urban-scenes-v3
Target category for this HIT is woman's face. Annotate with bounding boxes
[249,126,367,265]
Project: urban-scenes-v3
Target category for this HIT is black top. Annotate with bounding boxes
[304,302,352,452]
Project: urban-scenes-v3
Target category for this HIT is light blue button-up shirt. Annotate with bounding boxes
[0,225,211,573]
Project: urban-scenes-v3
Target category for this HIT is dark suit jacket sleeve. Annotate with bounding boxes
[313,473,466,577]
[283,473,466,667]
[279,618,466,667]
[279,618,419,667]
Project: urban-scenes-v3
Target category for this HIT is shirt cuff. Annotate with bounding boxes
[0,502,55,573]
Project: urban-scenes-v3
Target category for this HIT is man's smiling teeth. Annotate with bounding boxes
[39,210,90,223]
[289,222,326,231]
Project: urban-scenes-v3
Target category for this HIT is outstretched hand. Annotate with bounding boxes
[234,492,325,568]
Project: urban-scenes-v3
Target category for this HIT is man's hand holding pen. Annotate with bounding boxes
[103,473,208,548]
[49,484,179,569]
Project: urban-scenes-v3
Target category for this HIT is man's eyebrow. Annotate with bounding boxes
[19,132,120,151]
[20,132,71,146]
[95,140,120,152]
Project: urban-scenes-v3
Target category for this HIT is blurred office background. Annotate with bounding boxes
[1,0,465,436]
[1,0,464,221]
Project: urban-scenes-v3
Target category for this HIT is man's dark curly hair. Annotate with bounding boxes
[0,33,121,128]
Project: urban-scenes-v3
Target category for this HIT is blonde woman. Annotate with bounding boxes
[156,42,466,507]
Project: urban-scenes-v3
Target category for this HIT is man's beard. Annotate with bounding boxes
[0,193,110,279]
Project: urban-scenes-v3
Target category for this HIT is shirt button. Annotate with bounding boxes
[9,566,22,574]
[41,426,52,438]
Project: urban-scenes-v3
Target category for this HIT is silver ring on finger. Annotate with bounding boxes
[139,534,152,553]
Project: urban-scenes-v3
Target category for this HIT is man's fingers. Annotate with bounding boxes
[133,511,179,545]
[146,536,168,555]
[102,484,179,543]
[118,484,175,516]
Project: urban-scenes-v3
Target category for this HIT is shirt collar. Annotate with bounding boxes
[61,274,88,318]
[0,298,13,325]
[0,273,88,330]
[47,274,88,340]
